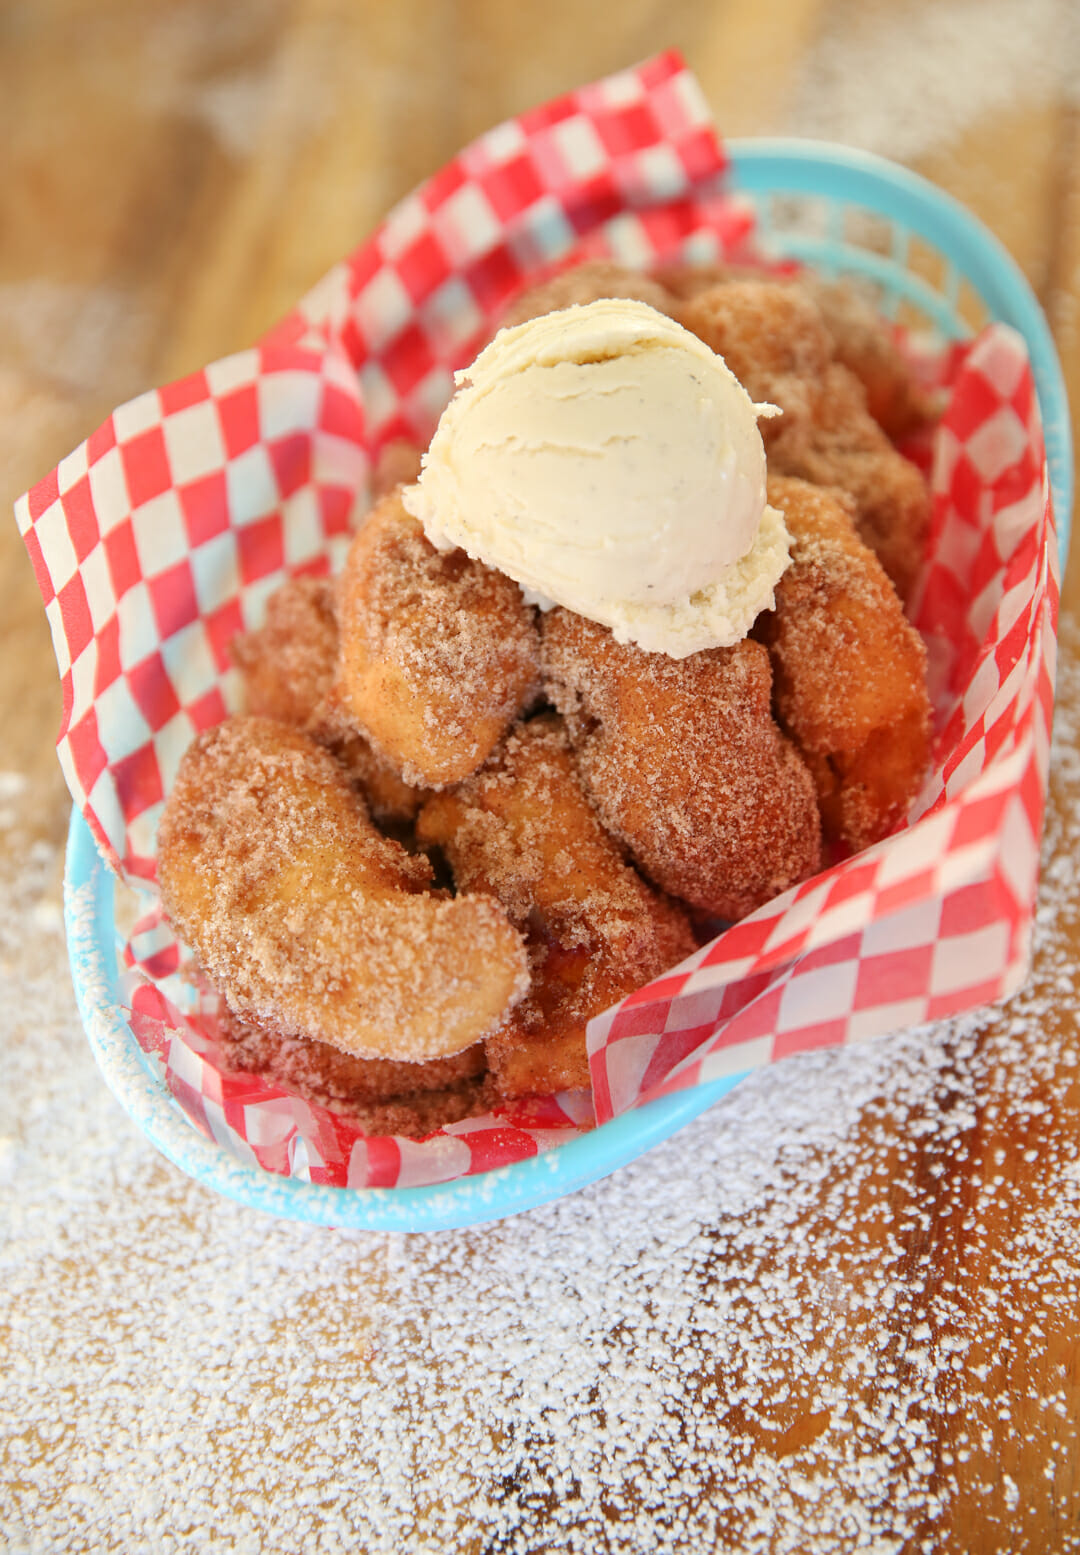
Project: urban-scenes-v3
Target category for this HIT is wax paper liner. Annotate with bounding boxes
[15,52,1058,1189]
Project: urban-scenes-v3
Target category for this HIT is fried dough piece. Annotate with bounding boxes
[757,477,931,851]
[682,278,832,448]
[650,260,763,301]
[158,716,529,1062]
[336,491,540,787]
[330,730,429,824]
[217,1011,488,1135]
[541,613,822,921]
[801,277,935,440]
[231,576,338,733]
[683,278,930,599]
[418,716,696,1098]
[338,1080,489,1138]
[500,260,676,330]
[371,437,424,500]
[230,576,427,822]
[665,267,934,439]
[768,362,932,605]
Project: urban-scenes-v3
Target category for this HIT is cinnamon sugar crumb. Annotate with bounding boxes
[337,493,540,786]
[157,717,528,1063]
[541,609,822,920]
[418,716,696,1097]
[231,575,338,731]
[217,1012,487,1135]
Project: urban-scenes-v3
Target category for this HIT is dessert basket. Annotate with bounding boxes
[23,53,1070,1229]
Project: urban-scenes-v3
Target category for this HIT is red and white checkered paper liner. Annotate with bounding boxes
[16,52,1058,1190]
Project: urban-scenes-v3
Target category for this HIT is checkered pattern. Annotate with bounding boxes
[14,53,1059,1189]
[124,976,592,1189]
[587,323,1057,1123]
[16,338,365,879]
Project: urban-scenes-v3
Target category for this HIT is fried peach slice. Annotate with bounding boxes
[801,276,936,440]
[541,615,822,923]
[669,268,934,439]
[682,277,832,449]
[767,362,932,606]
[231,575,338,733]
[757,477,931,851]
[216,1010,488,1135]
[336,491,540,787]
[329,730,430,824]
[418,715,696,1098]
[230,575,428,822]
[683,278,930,600]
[158,716,529,1062]
[499,260,676,330]
[649,260,760,301]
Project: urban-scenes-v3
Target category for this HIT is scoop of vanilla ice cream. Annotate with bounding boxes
[401,298,788,658]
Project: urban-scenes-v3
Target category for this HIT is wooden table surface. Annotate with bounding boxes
[3,3,1080,1551]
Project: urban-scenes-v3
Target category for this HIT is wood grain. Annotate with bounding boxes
[3,3,1079,1548]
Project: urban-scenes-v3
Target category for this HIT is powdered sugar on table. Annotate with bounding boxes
[3,620,1080,1553]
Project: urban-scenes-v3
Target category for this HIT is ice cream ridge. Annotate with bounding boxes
[402,298,788,658]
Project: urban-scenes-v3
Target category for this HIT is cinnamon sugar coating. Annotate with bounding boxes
[540,612,822,922]
[336,491,540,787]
[370,437,424,501]
[331,731,430,824]
[499,260,676,330]
[801,276,936,440]
[230,576,339,733]
[756,477,932,852]
[217,1012,487,1136]
[328,1080,488,1138]
[682,278,832,447]
[230,575,427,822]
[418,715,696,1099]
[682,278,930,600]
[661,265,935,439]
[768,362,932,606]
[157,716,529,1063]
[649,260,759,301]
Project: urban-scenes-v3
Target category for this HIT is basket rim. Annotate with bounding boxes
[62,137,1068,1232]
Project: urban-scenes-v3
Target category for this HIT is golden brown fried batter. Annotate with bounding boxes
[500,260,676,330]
[418,716,696,1098]
[757,477,931,852]
[158,716,529,1062]
[801,277,935,440]
[230,575,428,822]
[217,1011,488,1135]
[682,278,831,447]
[683,278,930,600]
[540,613,822,921]
[338,1080,489,1138]
[329,730,429,824]
[371,437,425,500]
[231,576,338,732]
[650,260,755,300]
[768,363,932,605]
[670,269,934,440]
[336,492,540,787]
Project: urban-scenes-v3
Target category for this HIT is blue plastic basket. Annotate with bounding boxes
[64,140,1073,1232]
